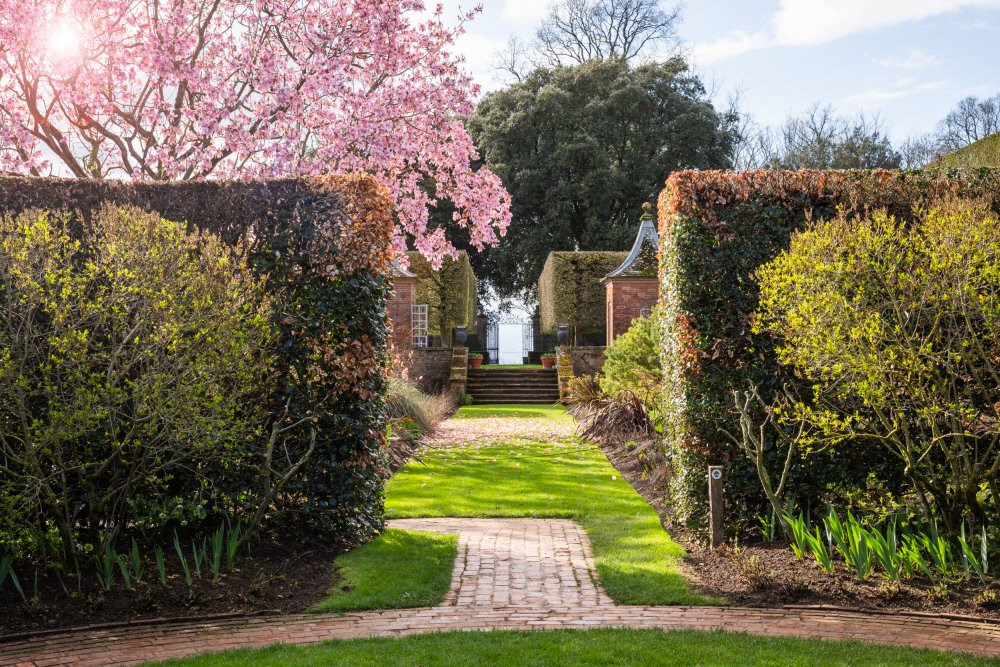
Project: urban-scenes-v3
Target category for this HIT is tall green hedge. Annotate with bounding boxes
[0,175,394,547]
[657,168,1000,530]
[538,251,625,339]
[407,251,478,345]
[939,133,1000,168]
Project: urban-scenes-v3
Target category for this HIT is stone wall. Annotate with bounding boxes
[401,347,453,394]
[568,346,606,376]
[555,345,607,398]
[605,277,658,345]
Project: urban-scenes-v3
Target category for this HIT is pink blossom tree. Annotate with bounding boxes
[0,0,510,263]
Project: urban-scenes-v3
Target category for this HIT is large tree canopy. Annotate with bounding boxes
[465,57,734,299]
[0,0,510,264]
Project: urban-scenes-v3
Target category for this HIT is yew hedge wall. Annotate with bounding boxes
[0,175,394,546]
[657,168,1000,529]
[538,251,625,339]
[406,250,478,344]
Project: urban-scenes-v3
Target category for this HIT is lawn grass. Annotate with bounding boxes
[155,628,1000,666]
[387,405,710,606]
[309,529,456,613]
[451,403,572,422]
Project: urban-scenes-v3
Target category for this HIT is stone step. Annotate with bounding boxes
[466,364,560,405]
[468,396,561,404]
[468,371,557,377]
[466,378,559,388]
[467,389,560,397]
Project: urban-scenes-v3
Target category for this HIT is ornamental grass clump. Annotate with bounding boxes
[756,198,1000,535]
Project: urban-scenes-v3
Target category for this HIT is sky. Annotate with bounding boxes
[443,0,1000,142]
[455,0,1000,360]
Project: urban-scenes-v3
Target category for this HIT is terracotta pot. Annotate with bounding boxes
[469,356,483,369]
[541,356,556,369]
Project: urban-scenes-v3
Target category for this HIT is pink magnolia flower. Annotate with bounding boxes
[0,0,511,265]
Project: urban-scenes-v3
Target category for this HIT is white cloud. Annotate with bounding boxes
[772,0,1000,45]
[690,30,770,66]
[453,32,508,94]
[845,79,948,106]
[691,0,1000,64]
[502,0,551,27]
[957,18,998,28]
[873,49,942,70]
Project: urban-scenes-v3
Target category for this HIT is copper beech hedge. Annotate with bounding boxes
[0,175,395,547]
[657,168,1000,529]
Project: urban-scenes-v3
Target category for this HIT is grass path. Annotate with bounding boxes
[309,529,456,613]
[386,404,712,606]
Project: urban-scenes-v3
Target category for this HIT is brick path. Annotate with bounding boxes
[3,518,1000,666]
[390,519,612,608]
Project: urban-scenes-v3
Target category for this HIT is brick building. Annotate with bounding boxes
[389,261,419,349]
[602,203,660,345]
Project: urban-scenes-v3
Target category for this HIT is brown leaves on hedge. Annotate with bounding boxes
[310,174,394,277]
[659,169,1000,243]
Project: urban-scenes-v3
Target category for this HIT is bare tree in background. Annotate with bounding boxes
[537,0,681,65]
[936,94,1000,151]
[497,0,681,79]
[771,104,901,169]
[898,134,942,169]
[725,93,778,170]
[496,36,533,82]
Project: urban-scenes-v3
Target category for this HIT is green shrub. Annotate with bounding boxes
[756,198,1000,533]
[657,168,1000,530]
[0,206,273,568]
[600,310,662,419]
[0,174,395,559]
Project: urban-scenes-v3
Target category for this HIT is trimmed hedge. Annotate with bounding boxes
[939,134,1000,168]
[0,175,394,546]
[538,251,625,339]
[657,168,1000,529]
[406,250,478,344]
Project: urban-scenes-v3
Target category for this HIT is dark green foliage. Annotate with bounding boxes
[406,250,478,343]
[537,251,625,338]
[658,168,1000,531]
[467,57,735,299]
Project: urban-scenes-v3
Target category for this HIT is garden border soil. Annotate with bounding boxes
[593,431,1000,622]
[0,536,338,638]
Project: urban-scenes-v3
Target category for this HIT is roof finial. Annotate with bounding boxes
[641,201,653,220]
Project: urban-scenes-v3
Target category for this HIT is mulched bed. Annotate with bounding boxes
[595,435,1000,621]
[0,532,338,638]
[0,427,442,638]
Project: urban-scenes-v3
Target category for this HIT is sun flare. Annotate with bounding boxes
[47,18,82,60]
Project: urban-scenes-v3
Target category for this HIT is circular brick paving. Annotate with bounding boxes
[2,518,1000,666]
